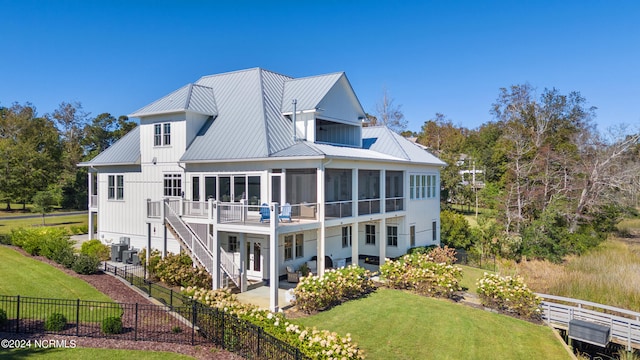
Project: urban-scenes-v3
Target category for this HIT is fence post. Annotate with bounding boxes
[134,303,138,341]
[76,299,80,336]
[257,326,262,357]
[148,280,152,297]
[296,348,301,360]
[221,308,225,350]
[15,295,20,333]
[191,301,197,346]
[170,289,173,309]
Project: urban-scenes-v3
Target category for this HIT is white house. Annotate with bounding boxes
[80,67,445,311]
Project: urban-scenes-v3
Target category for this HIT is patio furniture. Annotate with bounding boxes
[259,203,270,223]
[311,255,333,269]
[305,260,317,275]
[110,243,128,262]
[279,203,292,222]
[122,248,138,264]
[286,265,301,283]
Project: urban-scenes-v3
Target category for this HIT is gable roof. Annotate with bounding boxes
[129,84,217,117]
[280,72,344,113]
[79,126,141,166]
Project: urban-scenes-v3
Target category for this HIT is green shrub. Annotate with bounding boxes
[152,252,212,288]
[80,239,110,261]
[171,325,183,333]
[380,252,463,298]
[72,254,100,275]
[407,244,438,255]
[101,316,123,334]
[45,312,67,331]
[57,247,77,268]
[0,309,7,326]
[440,210,472,249]
[477,273,541,320]
[0,234,12,245]
[10,227,75,260]
[293,265,375,313]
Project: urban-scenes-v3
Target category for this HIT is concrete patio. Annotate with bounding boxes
[235,282,297,311]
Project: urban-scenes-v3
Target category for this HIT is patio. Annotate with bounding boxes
[235,282,297,311]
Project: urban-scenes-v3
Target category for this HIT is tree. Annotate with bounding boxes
[440,210,472,249]
[0,103,62,210]
[32,189,60,225]
[373,88,407,133]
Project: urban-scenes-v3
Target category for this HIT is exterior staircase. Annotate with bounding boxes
[164,201,242,290]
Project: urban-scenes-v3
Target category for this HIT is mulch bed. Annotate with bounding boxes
[2,245,242,359]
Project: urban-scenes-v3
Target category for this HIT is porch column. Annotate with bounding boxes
[379,218,386,266]
[269,202,280,312]
[379,170,386,265]
[87,172,94,239]
[317,167,326,276]
[351,168,359,266]
[146,222,152,276]
[161,199,167,258]
[212,229,220,290]
[239,233,247,292]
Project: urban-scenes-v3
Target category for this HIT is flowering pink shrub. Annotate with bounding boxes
[476,273,541,320]
[183,286,364,359]
[293,265,375,314]
[379,253,462,298]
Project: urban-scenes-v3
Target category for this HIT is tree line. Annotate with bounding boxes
[0,102,136,211]
[412,84,640,262]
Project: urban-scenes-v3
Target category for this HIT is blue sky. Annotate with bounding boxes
[1,0,639,133]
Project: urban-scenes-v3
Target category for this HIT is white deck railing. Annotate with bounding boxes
[538,293,640,350]
[90,195,98,208]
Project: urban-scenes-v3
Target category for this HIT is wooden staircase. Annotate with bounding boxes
[164,201,242,290]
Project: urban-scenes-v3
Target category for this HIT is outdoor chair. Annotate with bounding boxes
[259,203,270,223]
[286,265,301,283]
[279,202,292,222]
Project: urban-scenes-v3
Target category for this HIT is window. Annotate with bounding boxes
[410,225,416,247]
[295,233,304,258]
[192,176,200,201]
[108,175,124,200]
[387,226,398,247]
[164,174,182,197]
[284,235,293,261]
[154,124,162,146]
[285,233,304,260]
[154,123,171,146]
[163,123,171,145]
[432,221,437,242]
[410,174,437,200]
[365,224,376,245]
[228,236,238,252]
[342,226,352,248]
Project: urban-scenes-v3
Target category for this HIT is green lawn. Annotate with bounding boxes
[0,347,195,359]
[0,214,87,235]
[459,264,494,293]
[293,288,570,360]
[0,245,115,320]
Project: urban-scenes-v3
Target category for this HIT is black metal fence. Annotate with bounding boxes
[107,262,309,359]
[0,262,309,359]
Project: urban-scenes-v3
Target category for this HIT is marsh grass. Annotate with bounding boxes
[508,240,640,311]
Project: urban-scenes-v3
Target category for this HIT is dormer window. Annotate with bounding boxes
[154,123,171,146]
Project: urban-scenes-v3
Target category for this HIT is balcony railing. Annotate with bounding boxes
[358,199,380,215]
[325,200,353,218]
[182,200,209,218]
[147,200,162,218]
[385,197,404,212]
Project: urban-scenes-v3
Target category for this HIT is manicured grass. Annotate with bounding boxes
[0,246,115,320]
[459,264,494,293]
[0,214,87,235]
[293,288,569,360]
[0,347,195,359]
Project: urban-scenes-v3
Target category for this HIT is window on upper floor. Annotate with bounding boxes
[410,174,437,200]
[164,174,182,197]
[154,123,171,146]
[108,175,124,200]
